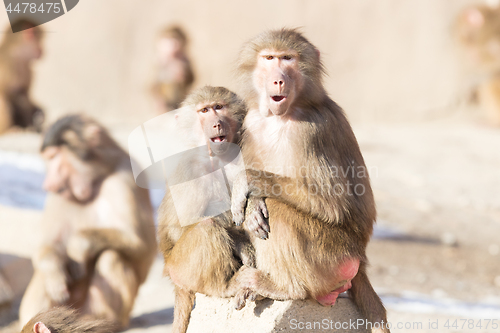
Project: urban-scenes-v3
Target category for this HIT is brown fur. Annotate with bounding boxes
[0,19,44,134]
[456,5,500,125]
[21,307,116,333]
[157,86,254,333]
[152,25,195,112]
[19,115,157,331]
[231,28,389,332]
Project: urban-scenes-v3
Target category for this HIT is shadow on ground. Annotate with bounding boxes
[128,307,174,329]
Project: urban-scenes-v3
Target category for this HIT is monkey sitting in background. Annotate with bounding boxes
[20,307,115,333]
[19,115,157,331]
[456,4,500,126]
[152,25,195,113]
[157,86,256,333]
[0,19,44,134]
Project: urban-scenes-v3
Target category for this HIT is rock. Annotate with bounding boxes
[187,294,370,333]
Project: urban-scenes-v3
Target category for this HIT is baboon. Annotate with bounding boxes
[0,19,44,134]
[455,4,500,125]
[158,86,254,333]
[19,115,157,331]
[152,25,195,112]
[231,28,389,332]
[21,307,115,333]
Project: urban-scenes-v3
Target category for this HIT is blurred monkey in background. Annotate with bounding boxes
[455,3,500,126]
[152,25,195,112]
[19,115,156,331]
[20,307,116,333]
[0,19,44,134]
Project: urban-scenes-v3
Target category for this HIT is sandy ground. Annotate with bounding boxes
[0,121,499,332]
[359,122,500,301]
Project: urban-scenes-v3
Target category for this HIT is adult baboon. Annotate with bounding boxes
[231,28,389,333]
[19,115,156,331]
[456,4,500,125]
[0,19,44,134]
[158,86,254,333]
[152,25,195,113]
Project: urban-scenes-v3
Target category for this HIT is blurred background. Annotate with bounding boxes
[1,0,500,332]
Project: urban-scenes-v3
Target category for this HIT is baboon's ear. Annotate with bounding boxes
[33,322,51,333]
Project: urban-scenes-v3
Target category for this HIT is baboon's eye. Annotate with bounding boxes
[282,55,292,60]
[199,108,209,113]
[215,104,223,110]
[265,55,274,60]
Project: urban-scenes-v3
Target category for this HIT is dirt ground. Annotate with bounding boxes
[359,123,500,303]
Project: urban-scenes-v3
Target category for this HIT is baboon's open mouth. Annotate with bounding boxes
[272,95,285,102]
[210,136,226,143]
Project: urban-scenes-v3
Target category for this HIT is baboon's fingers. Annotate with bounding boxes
[244,198,270,239]
[248,291,260,302]
[233,289,250,310]
[247,214,268,240]
[258,198,269,219]
[232,208,245,226]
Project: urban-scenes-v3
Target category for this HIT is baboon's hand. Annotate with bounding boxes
[233,288,251,310]
[244,197,270,240]
[233,266,260,310]
[45,272,69,304]
[231,172,250,226]
[233,288,260,310]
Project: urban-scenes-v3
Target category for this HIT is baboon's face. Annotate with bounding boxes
[196,102,239,156]
[253,49,303,117]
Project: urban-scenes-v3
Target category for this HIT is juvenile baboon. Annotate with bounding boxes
[455,4,500,125]
[19,115,157,331]
[21,307,115,333]
[231,28,389,332]
[152,25,195,112]
[0,19,44,134]
[157,86,254,333]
